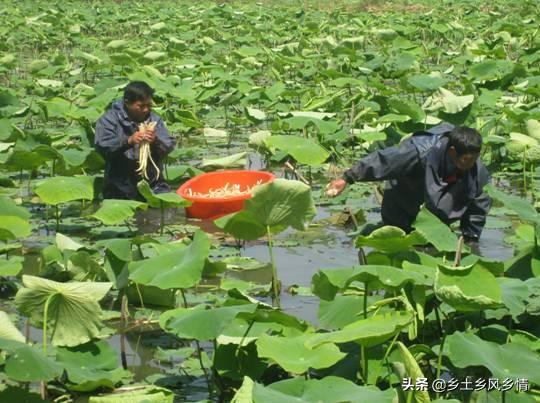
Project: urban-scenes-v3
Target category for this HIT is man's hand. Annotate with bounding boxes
[128,129,156,145]
[325,178,347,197]
[143,127,156,143]
[128,131,146,145]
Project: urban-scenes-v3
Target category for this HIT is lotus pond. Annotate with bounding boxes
[1,0,540,402]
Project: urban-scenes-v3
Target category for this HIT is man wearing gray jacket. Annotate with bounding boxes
[325,123,491,242]
[94,81,176,200]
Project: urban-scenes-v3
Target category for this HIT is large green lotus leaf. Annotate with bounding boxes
[56,340,132,392]
[92,199,147,225]
[15,275,112,346]
[215,210,267,241]
[137,180,189,208]
[217,318,284,346]
[0,338,62,382]
[0,196,31,219]
[0,215,31,241]
[105,39,129,50]
[143,51,166,61]
[486,185,539,224]
[128,230,210,289]
[497,277,529,318]
[40,97,78,119]
[278,111,336,120]
[388,99,426,122]
[344,265,424,291]
[0,256,23,276]
[0,311,25,342]
[305,311,413,349]
[34,175,94,205]
[434,264,503,312]
[356,226,426,254]
[312,267,356,301]
[215,179,316,239]
[469,59,515,82]
[245,107,266,122]
[527,119,540,141]
[265,135,330,165]
[0,196,32,240]
[200,151,247,169]
[401,262,436,286]
[0,387,43,403]
[397,342,430,403]
[56,232,85,252]
[412,205,457,252]
[318,295,365,329]
[444,331,540,384]
[438,88,474,114]
[256,333,345,374]
[509,132,538,147]
[89,385,174,403]
[408,74,447,91]
[160,303,258,341]
[242,376,395,403]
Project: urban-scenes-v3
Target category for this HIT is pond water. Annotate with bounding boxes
[15,162,519,402]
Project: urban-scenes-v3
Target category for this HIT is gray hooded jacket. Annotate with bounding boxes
[94,100,176,200]
[343,123,491,240]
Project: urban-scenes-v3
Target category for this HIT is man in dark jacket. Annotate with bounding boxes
[94,81,176,200]
[325,123,491,242]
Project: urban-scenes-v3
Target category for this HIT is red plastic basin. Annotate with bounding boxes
[177,170,275,220]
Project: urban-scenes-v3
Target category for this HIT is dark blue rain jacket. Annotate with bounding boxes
[94,100,176,200]
[343,123,491,240]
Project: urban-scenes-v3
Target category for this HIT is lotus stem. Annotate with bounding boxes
[436,334,446,399]
[135,283,145,310]
[160,200,164,236]
[284,161,309,185]
[120,294,128,370]
[55,204,60,232]
[266,225,280,308]
[42,293,55,354]
[454,236,464,266]
[362,282,368,382]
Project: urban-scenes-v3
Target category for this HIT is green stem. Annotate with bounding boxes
[372,331,400,384]
[55,205,60,233]
[42,293,55,354]
[266,225,280,308]
[180,288,188,308]
[362,282,368,382]
[160,200,164,236]
[436,334,446,399]
[135,283,145,310]
[523,148,527,195]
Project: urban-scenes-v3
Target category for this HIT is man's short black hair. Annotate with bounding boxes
[448,126,482,155]
[123,81,154,104]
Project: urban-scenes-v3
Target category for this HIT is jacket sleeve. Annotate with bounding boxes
[151,117,176,158]
[460,167,492,240]
[343,139,419,183]
[94,116,131,159]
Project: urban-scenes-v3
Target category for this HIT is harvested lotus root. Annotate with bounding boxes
[136,121,159,181]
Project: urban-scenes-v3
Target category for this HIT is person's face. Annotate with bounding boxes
[125,97,152,123]
[448,146,479,172]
